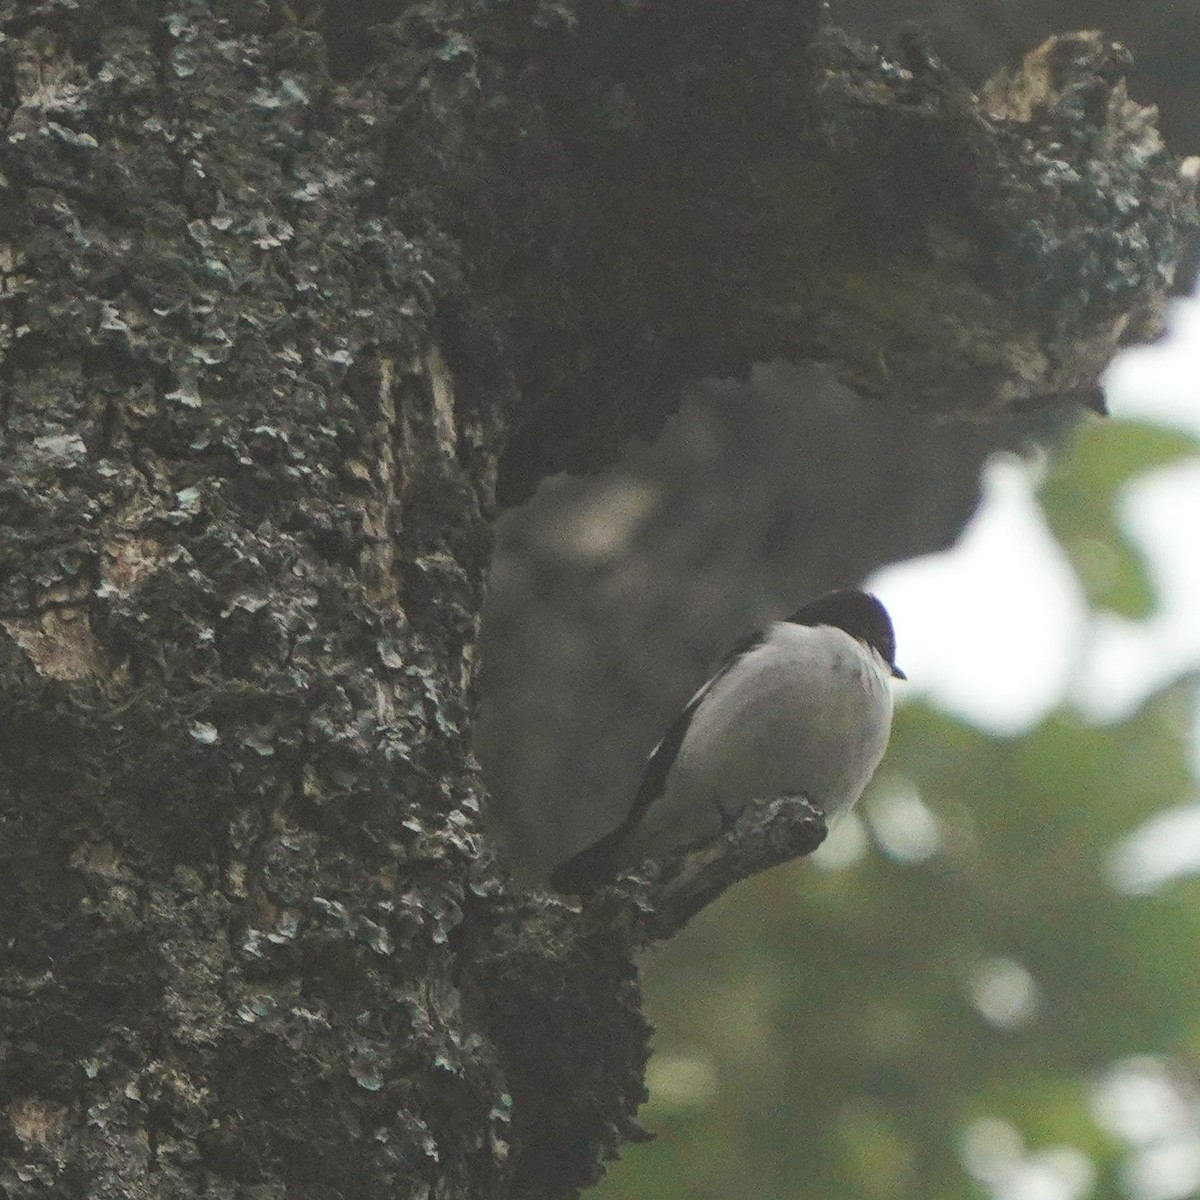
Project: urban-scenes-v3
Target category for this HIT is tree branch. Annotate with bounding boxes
[490,20,1197,499]
[637,796,829,941]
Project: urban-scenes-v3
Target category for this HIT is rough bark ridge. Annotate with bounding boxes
[0,3,514,1196]
[0,3,1192,1199]
[838,0,1200,151]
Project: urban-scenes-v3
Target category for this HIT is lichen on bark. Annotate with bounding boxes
[0,1,1194,1198]
[0,3,510,1195]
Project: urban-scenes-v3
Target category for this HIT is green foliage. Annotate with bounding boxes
[1039,420,1199,616]
[594,419,1200,1200]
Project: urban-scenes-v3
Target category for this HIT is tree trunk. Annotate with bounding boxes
[0,3,1191,1198]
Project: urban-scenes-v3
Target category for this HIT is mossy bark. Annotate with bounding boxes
[0,2,1192,1197]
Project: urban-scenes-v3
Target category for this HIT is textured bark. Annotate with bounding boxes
[839,0,1200,151]
[0,3,1193,1199]
[0,4,513,1196]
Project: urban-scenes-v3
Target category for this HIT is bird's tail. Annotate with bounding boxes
[549,825,627,895]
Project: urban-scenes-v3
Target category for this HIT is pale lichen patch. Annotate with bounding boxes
[6,1099,67,1146]
[2,607,106,680]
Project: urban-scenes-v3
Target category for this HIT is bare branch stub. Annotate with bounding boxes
[573,796,830,944]
[644,796,829,938]
[473,796,826,1192]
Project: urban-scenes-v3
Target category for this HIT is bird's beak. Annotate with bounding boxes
[891,665,907,681]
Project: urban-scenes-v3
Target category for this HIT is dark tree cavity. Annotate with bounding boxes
[0,1,1193,1197]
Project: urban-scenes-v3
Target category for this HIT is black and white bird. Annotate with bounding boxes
[551,589,905,895]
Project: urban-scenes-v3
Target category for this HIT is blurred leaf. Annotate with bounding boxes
[1039,420,1200,616]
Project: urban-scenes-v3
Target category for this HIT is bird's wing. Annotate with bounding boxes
[550,628,764,894]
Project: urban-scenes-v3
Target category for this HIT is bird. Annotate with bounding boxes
[551,589,905,895]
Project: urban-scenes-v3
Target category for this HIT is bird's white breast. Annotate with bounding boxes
[619,622,894,863]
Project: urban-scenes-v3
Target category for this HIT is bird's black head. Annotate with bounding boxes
[788,589,906,679]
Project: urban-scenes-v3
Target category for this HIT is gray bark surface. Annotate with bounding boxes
[0,2,1192,1197]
